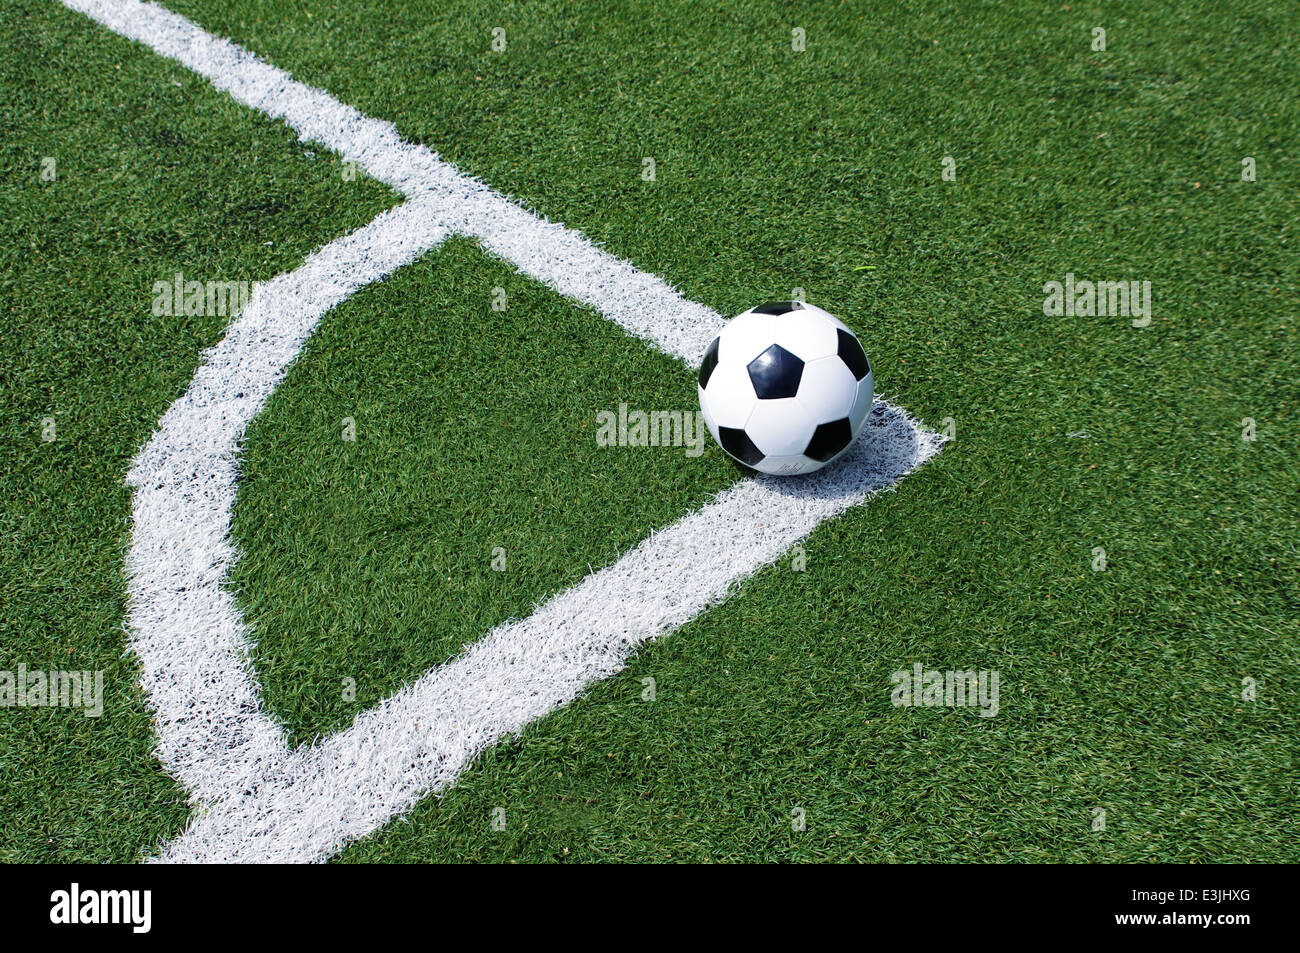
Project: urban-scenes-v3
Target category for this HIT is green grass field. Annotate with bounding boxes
[1,0,1296,862]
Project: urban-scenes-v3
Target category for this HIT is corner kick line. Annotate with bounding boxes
[55,0,944,862]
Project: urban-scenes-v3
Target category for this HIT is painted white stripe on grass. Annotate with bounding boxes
[160,411,941,863]
[60,0,722,364]
[55,0,943,861]
[125,201,452,801]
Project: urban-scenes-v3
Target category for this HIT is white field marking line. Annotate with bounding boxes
[61,0,721,365]
[125,202,452,800]
[161,412,942,863]
[56,0,942,861]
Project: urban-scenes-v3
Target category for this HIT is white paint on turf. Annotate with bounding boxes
[56,0,943,861]
[125,201,452,802]
[161,412,940,863]
[58,0,721,365]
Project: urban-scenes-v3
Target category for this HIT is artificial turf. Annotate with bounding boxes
[2,0,1297,861]
[0,0,396,861]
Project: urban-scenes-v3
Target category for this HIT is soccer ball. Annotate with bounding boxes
[697,301,873,475]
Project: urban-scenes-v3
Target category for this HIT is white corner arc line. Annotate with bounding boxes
[124,201,452,801]
[57,0,942,861]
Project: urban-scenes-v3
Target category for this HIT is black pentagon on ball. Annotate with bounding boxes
[836,328,871,381]
[718,426,764,466]
[747,344,803,399]
[804,417,853,462]
[698,336,720,388]
[751,301,805,315]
